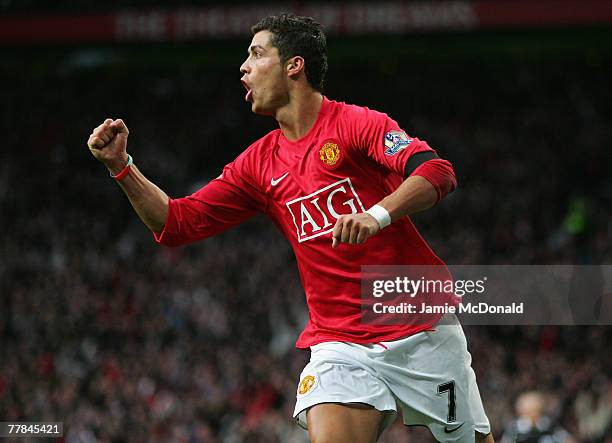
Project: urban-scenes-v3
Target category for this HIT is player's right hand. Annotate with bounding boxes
[87,118,130,174]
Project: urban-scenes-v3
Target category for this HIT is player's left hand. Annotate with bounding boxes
[331,213,380,248]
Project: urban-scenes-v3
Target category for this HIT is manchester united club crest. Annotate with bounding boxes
[319,141,342,168]
[297,374,316,395]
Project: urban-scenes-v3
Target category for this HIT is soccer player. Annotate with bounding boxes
[87,14,493,443]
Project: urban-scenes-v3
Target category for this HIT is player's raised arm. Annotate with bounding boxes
[331,171,449,248]
[87,118,169,234]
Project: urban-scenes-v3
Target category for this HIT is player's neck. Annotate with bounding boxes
[276,90,323,141]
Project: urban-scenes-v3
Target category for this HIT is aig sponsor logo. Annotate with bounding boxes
[286,178,366,243]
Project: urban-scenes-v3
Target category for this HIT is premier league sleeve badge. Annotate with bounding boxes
[384,130,412,156]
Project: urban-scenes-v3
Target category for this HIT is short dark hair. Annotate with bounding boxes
[251,14,328,92]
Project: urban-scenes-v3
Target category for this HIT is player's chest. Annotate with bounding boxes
[262,137,370,243]
[263,136,360,199]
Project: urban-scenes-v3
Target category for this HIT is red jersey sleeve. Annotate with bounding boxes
[342,104,457,200]
[342,105,436,175]
[154,156,266,247]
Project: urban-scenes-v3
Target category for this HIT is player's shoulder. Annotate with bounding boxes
[235,129,281,162]
[229,129,281,181]
[326,97,392,125]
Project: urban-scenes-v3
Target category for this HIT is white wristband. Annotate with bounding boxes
[366,204,391,229]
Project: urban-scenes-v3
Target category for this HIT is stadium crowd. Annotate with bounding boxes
[1,44,610,442]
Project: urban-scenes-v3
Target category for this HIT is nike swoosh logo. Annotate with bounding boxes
[444,423,464,433]
[271,172,289,186]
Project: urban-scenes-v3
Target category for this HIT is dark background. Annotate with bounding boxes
[1,2,611,442]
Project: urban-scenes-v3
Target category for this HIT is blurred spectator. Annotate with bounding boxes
[501,391,575,443]
[574,381,611,443]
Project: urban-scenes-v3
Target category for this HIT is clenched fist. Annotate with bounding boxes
[331,213,381,248]
[87,118,130,175]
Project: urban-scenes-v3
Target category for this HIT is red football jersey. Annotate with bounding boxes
[154,97,457,348]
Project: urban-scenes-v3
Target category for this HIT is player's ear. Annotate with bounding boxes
[286,56,305,79]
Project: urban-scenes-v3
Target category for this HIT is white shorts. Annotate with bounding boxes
[293,314,490,442]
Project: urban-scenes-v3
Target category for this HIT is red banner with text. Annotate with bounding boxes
[1,1,611,44]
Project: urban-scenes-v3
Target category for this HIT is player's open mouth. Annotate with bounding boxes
[241,79,253,102]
